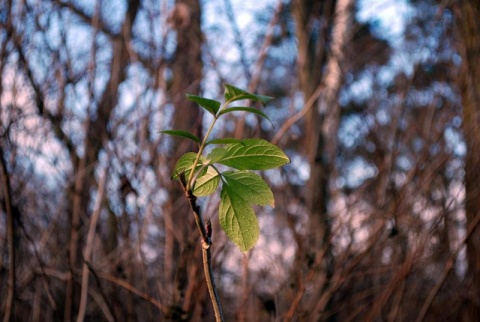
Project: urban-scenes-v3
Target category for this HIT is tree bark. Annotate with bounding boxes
[293,0,353,318]
[0,3,15,320]
[455,1,480,320]
[311,0,353,320]
[1,146,16,322]
[293,0,327,155]
[165,0,204,315]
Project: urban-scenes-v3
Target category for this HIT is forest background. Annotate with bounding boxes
[1,0,480,321]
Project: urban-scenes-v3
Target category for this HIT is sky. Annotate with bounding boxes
[357,0,414,46]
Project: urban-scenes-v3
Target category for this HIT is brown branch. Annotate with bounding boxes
[271,83,323,146]
[52,0,159,75]
[52,0,117,38]
[94,269,169,315]
[202,239,224,322]
[222,0,251,81]
[295,219,387,321]
[10,28,79,168]
[417,210,480,322]
[179,174,224,321]
[365,248,416,321]
[233,0,284,138]
[0,146,16,322]
[77,159,109,322]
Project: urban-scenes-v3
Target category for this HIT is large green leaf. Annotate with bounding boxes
[206,147,228,164]
[186,94,221,116]
[214,139,290,170]
[224,84,273,105]
[219,185,260,252]
[222,171,274,207]
[159,130,200,144]
[193,167,220,196]
[171,152,206,180]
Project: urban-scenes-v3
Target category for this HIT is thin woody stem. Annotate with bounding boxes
[179,174,209,244]
[179,97,238,320]
[185,99,235,191]
[179,175,224,321]
[202,240,223,322]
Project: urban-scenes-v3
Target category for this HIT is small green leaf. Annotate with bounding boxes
[186,94,221,116]
[206,138,246,146]
[215,139,290,170]
[172,152,206,179]
[219,185,260,252]
[218,107,273,125]
[223,171,274,207]
[193,167,220,196]
[224,84,273,105]
[159,130,200,144]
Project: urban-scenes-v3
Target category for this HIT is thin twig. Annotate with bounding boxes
[179,174,224,321]
[77,159,109,322]
[202,241,224,321]
[271,83,323,146]
[416,210,480,322]
[1,145,16,322]
[365,249,416,321]
[222,0,251,81]
[94,269,169,315]
[76,4,102,320]
[234,0,284,138]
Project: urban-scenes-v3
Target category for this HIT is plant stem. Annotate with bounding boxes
[182,98,237,320]
[186,99,233,191]
[180,177,224,321]
[186,114,218,191]
[202,241,224,322]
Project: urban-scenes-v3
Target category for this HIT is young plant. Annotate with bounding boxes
[161,84,289,320]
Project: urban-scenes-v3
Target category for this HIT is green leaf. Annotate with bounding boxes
[193,167,220,196]
[159,130,200,144]
[219,185,260,252]
[186,94,221,116]
[206,138,246,146]
[224,84,273,105]
[222,171,274,207]
[218,107,273,125]
[171,152,206,179]
[215,139,290,170]
[206,148,228,164]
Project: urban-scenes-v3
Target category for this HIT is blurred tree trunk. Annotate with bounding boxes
[292,0,332,259]
[292,0,333,315]
[1,146,16,322]
[293,0,330,144]
[455,1,480,319]
[165,0,204,317]
[293,0,352,318]
[1,5,15,320]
